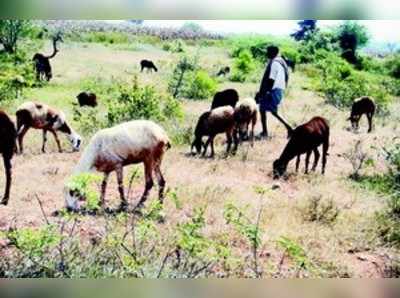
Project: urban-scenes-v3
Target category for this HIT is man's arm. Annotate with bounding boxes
[259,63,275,95]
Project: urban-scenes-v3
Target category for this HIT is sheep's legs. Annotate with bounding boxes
[116,167,128,211]
[17,126,29,154]
[50,130,62,153]
[367,113,373,133]
[100,172,110,208]
[154,164,166,204]
[202,137,211,157]
[135,161,154,210]
[226,133,232,154]
[0,155,12,205]
[312,148,320,171]
[322,140,329,175]
[42,130,48,153]
[305,151,311,174]
[295,155,301,172]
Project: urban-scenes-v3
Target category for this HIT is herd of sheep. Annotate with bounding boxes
[0,54,377,215]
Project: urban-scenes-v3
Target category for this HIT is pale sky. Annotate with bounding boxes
[141,20,400,43]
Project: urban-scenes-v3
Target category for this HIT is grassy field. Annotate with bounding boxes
[0,39,399,277]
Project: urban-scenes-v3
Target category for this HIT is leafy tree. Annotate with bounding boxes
[291,20,317,41]
[0,20,32,54]
[336,21,369,64]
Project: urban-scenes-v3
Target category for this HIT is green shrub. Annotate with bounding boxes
[106,77,183,126]
[384,55,400,79]
[230,50,255,83]
[162,39,185,53]
[184,70,217,99]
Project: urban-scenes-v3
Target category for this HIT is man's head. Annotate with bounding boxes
[266,46,279,60]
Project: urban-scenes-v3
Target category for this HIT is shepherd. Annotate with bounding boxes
[256,46,293,139]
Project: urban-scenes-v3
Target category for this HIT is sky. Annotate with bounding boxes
[140,20,400,44]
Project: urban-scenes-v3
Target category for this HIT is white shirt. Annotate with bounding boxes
[269,58,287,90]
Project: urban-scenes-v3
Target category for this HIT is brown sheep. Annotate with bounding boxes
[0,111,17,205]
[273,117,330,179]
[191,106,238,158]
[16,102,81,154]
[348,96,376,133]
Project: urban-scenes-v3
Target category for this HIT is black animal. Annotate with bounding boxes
[273,117,330,179]
[282,55,296,72]
[140,60,158,72]
[348,96,376,133]
[211,89,239,110]
[217,66,230,77]
[0,111,17,205]
[77,92,98,107]
[32,33,63,82]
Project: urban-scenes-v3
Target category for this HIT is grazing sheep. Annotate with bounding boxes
[282,55,296,72]
[348,96,376,133]
[191,106,238,158]
[140,59,158,72]
[16,102,82,154]
[273,117,329,179]
[211,89,239,110]
[77,92,98,107]
[217,66,230,77]
[32,33,63,81]
[0,111,17,205]
[234,97,258,146]
[64,120,170,212]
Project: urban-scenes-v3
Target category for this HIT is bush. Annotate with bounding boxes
[298,196,339,226]
[230,50,255,83]
[106,77,183,126]
[385,55,400,79]
[162,39,185,53]
[184,70,217,99]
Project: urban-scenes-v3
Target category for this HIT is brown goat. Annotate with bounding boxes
[16,102,81,154]
[273,117,330,178]
[77,92,98,107]
[0,111,17,205]
[348,96,376,133]
[191,106,238,158]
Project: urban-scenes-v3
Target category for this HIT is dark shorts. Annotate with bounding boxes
[259,88,284,113]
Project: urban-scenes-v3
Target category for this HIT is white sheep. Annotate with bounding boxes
[64,120,170,212]
[234,97,258,146]
[16,101,82,153]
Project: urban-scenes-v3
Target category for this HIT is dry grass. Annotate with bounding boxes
[0,42,398,277]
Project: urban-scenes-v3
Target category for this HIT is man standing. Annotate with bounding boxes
[257,46,293,139]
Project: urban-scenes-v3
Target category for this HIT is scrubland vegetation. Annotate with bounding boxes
[0,20,400,277]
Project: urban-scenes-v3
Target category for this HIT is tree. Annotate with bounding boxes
[291,20,317,41]
[336,21,369,64]
[0,20,32,54]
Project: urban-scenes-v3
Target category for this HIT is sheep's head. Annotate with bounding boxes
[191,138,203,155]
[68,132,82,152]
[273,159,286,179]
[347,115,360,130]
[64,187,81,212]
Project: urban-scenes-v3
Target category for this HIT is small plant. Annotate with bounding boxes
[230,50,255,83]
[168,55,198,98]
[276,236,312,276]
[342,140,369,179]
[298,195,339,226]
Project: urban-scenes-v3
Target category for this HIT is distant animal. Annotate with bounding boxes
[282,55,296,72]
[348,96,376,133]
[140,59,158,72]
[234,97,258,146]
[211,89,239,110]
[191,106,238,158]
[273,117,330,179]
[16,102,82,154]
[64,120,170,212]
[217,66,230,77]
[76,92,98,107]
[32,33,63,81]
[0,111,17,206]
